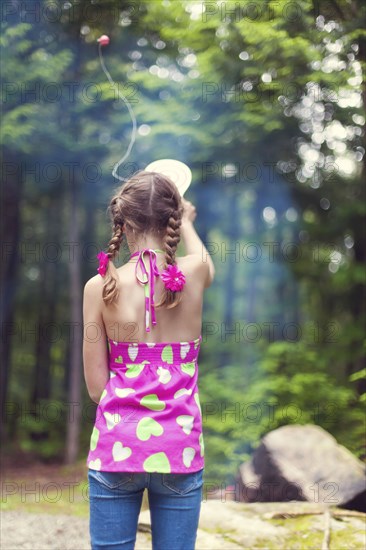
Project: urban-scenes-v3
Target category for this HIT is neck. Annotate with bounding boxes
[128,239,165,256]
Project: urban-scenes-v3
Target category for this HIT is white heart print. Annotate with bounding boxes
[183,447,195,467]
[176,415,194,435]
[157,366,172,384]
[115,388,136,398]
[112,441,132,462]
[89,458,101,470]
[104,412,121,430]
[128,344,139,361]
[180,343,190,359]
[174,388,192,399]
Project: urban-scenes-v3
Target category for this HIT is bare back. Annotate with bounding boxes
[101,254,206,343]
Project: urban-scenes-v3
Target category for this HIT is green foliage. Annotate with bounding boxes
[200,338,364,482]
[2,0,365,477]
[0,23,72,152]
[349,340,366,414]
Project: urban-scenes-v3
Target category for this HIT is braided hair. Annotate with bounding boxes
[155,207,183,309]
[102,196,125,306]
[101,170,184,308]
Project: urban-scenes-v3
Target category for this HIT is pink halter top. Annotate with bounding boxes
[86,248,205,473]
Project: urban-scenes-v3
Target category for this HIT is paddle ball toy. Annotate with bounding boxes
[97,35,192,195]
[145,158,192,197]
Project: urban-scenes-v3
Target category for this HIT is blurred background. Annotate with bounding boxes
[1,0,365,511]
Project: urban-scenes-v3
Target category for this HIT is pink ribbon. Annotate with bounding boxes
[130,249,160,332]
[97,251,109,277]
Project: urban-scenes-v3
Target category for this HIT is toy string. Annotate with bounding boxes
[98,43,137,182]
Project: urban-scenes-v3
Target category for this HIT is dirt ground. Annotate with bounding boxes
[1,461,365,549]
[2,501,366,550]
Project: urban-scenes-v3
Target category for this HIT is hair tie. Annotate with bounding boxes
[97,251,109,277]
[160,264,186,292]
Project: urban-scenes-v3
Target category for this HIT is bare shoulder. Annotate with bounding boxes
[83,274,104,300]
[178,253,206,268]
[177,254,211,284]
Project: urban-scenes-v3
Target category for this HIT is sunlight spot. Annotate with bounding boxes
[239,51,250,61]
[242,81,253,91]
[182,53,197,68]
[344,235,354,249]
[138,124,151,136]
[129,51,142,61]
[157,68,169,79]
[185,1,204,20]
[172,72,184,82]
[155,40,166,50]
[337,157,356,176]
[222,164,237,178]
[261,73,272,83]
[328,262,339,273]
[262,206,276,224]
[149,65,159,75]
[285,208,298,222]
[352,114,365,125]
[320,198,330,210]
[27,268,40,281]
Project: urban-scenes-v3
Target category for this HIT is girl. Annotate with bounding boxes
[83,170,215,549]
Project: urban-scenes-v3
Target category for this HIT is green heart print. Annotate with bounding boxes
[90,427,99,451]
[199,433,204,457]
[181,361,196,377]
[143,452,171,473]
[125,363,145,378]
[161,345,173,364]
[136,417,164,441]
[140,393,166,411]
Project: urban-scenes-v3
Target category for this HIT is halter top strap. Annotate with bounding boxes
[129,248,165,332]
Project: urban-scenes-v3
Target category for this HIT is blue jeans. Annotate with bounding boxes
[88,468,204,550]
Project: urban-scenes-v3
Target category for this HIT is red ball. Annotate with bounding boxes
[97,35,110,46]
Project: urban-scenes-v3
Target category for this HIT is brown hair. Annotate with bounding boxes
[101,170,184,309]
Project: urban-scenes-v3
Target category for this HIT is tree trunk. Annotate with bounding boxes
[64,177,83,464]
[31,192,61,404]
[63,19,85,465]
[0,148,23,444]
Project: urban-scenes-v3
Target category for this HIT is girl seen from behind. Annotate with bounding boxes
[83,170,215,550]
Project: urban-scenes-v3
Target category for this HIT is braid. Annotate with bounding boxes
[107,223,123,261]
[155,206,183,310]
[102,221,124,306]
[163,209,182,267]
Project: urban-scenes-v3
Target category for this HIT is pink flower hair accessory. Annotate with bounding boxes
[97,251,109,277]
[160,264,186,292]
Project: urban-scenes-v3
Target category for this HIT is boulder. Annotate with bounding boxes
[235,424,366,512]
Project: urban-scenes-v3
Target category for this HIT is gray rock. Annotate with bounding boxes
[235,424,366,512]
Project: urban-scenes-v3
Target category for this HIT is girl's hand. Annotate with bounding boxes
[181,198,197,223]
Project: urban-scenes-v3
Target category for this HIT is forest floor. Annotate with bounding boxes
[1,460,365,549]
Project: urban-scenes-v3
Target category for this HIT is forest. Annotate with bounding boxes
[1,0,365,487]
